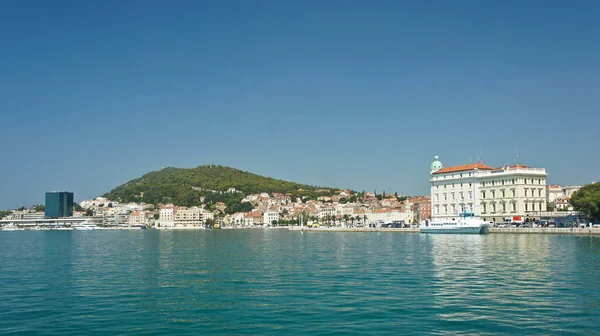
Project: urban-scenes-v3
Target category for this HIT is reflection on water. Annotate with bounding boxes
[0,231,599,335]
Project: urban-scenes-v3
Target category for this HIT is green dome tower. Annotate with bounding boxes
[430,155,443,174]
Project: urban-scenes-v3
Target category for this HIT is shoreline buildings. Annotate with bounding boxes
[429,156,548,224]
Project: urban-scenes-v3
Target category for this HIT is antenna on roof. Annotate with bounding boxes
[478,148,483,164]
[515,146,519,165]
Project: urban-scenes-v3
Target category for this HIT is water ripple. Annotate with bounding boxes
[0,230,599,335]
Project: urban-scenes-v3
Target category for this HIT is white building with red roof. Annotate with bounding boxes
[429,155,548,223]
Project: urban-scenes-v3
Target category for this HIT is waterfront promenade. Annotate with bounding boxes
[2,225,600,235]
[288,226,600,235]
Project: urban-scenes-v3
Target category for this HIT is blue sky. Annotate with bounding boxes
[1,0,599,209]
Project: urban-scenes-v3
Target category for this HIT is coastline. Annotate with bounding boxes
[2,226,600,235]
[287,226,600,235]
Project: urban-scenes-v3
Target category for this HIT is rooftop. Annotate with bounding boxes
[432,162,495,174]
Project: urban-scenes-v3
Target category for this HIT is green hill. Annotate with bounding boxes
[103,165,337,207]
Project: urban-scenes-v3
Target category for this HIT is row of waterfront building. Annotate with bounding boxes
[2,193,431,228]
[1,156,586,229]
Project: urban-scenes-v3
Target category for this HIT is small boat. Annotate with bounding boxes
[71,220,100,230]
[420,212,489,234]
[130,224,149,230]
[1,224,21,231]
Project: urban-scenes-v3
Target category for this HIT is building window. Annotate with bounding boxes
[482,191,486,199]
[512,179,515,184]
[436,194,439,201]
[483,204,487,212]
[539,190,542,197]
[451,193,455,200]
[502,203,506,212]
[525,203,528,211]
[444,193,447,201]
[512,203,516,211]
[469,191,472,200]
[502,180,505,185]
[491,191,495,198]
[511,189,516,197]
[501,190,505,198]
[492,204,496,212]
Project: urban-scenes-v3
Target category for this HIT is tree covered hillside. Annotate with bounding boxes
[570,182,600,221]
[103,165,337,206]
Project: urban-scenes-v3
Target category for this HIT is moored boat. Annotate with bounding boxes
[71,220,100,230]
[1,223,25,231]
[420,212,489,234]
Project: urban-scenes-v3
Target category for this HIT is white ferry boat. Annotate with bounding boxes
[1,223,24,231]
[71,221,100,230]
[420,212,489,234]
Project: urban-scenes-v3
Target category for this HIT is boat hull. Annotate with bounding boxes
[420,225,488,234]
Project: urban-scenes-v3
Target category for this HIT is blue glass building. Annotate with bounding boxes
[45,192,74,218]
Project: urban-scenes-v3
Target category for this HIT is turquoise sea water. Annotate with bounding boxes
[0,229,599,335]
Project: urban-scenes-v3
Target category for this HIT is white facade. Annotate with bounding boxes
[23,212,45,220]
[430,157,548,223]
[546,185,581,203]
[365,210,406,224]
[158,206,175,227]
[173,206,214,227]
[318,207,336,219]
[263,211,279,225]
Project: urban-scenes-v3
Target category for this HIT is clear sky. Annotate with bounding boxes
[1,0,599,209]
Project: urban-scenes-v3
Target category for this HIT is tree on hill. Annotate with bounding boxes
[570,182,600,220]
[102,165,338,207]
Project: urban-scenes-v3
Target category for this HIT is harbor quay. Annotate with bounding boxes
[2,223,600,234]
[289,226,419,233]
[287,226,600,235]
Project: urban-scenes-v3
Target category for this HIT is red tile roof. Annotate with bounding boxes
[509,164,530,168]
[433,162,495,174]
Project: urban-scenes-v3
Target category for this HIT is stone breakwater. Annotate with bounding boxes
[288,226,600,235]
